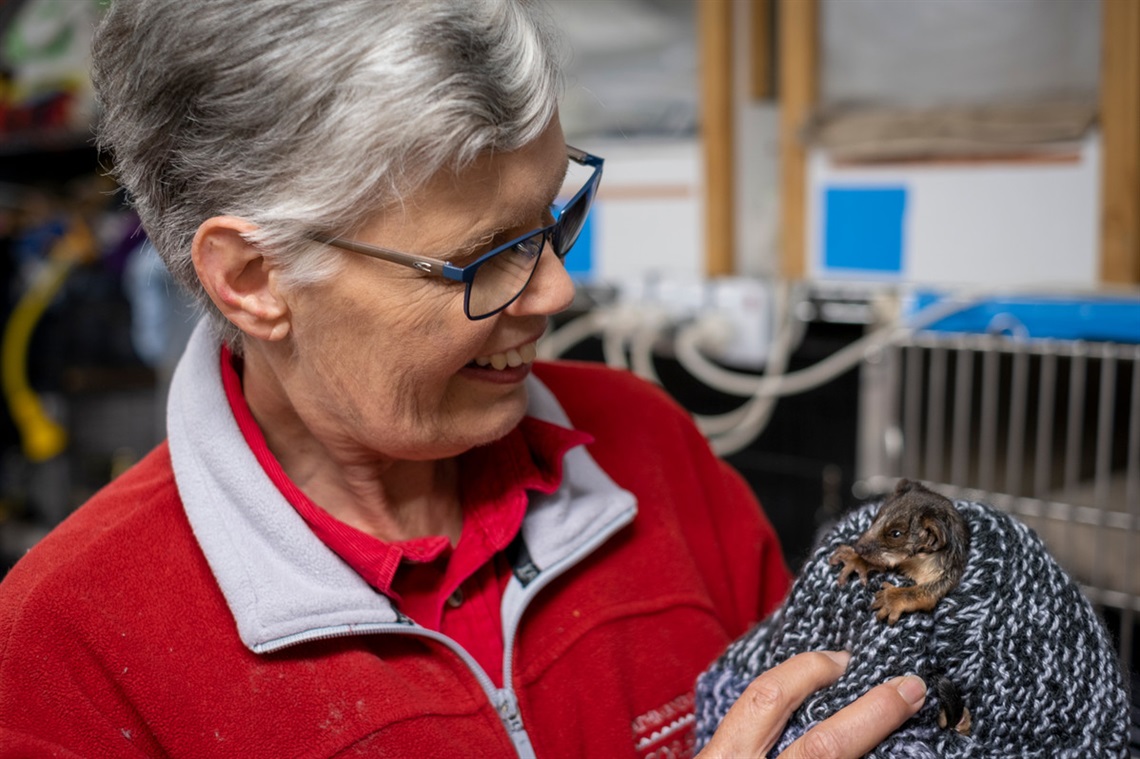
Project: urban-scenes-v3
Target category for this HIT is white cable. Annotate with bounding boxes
[541,285,983,457]
[699,289,983,456]
[695,280,796,438]
[541,303,655,371]
[707,396,777,456]
[628,306,671,385]
[600,304,646,370]
[684,289,980,402]
[537,308,609,361]
[701,282,797,453]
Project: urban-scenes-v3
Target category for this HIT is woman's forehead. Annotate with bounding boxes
[449,119,567,207]
[364,120,568,252]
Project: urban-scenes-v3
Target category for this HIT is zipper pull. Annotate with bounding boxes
[494,690,537,758]
[496,689,524,733]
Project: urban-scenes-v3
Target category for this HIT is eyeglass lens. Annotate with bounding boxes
[466,174,597,318]
[553,176,597,256]
[467,233,546,318]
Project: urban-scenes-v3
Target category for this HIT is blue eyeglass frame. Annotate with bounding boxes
[309,145,604,320]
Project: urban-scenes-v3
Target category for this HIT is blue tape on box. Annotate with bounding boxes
[910,293,1140,344]
[823,187,907,274]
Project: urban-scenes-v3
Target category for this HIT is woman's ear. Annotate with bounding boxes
[192,216,291,342]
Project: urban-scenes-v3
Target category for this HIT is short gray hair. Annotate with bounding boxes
[92,0,565,348]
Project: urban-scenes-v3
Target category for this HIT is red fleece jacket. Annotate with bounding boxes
[0,360,789,758]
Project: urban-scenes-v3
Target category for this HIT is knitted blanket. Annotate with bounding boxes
[694,500,1130,757]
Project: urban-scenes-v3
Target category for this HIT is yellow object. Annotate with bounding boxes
[1,219,96,462]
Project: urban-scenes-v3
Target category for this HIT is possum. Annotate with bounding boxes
[829,479,970,625]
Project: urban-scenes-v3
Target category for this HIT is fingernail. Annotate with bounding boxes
[822,650,851,669]
[895,675,927,706]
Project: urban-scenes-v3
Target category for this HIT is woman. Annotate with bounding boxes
[0,1,925,756]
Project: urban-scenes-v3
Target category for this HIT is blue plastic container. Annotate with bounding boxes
[908,292,1140,344]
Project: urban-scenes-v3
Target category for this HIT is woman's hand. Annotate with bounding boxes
[697,651,926,758]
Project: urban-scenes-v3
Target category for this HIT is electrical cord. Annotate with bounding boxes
[695,289,982,455]
[537,308,610,361]
[627,305,671,384]
[693,280,797,439]
[538,282,982,456]
[1,219,97,462]
[600,305,637,370]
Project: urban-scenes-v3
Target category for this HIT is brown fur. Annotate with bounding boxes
[829,479,970,625]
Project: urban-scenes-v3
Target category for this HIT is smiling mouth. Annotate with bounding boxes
[471,342,538,370]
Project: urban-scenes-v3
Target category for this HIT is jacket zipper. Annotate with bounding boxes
[499,503,637,690]
[254,503,636,758]
[258,623,537,758]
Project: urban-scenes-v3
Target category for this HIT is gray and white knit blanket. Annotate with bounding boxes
[694,500,1130,757]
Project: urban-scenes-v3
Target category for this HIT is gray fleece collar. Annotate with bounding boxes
[167,320,636,652]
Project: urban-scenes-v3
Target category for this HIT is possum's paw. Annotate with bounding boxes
[871,583,907,625]
[829,545,871,587]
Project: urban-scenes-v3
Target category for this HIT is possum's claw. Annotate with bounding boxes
[871,582,905,624]
[830,544,871,587]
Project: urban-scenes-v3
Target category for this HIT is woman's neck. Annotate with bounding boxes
[236,346,464,545]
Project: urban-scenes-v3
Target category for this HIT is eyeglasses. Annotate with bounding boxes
[310,146,603,320]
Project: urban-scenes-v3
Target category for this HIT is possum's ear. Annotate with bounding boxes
[918,519,946,553]
[893,479,916,496]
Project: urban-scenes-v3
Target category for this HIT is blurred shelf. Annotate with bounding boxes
[0,128,94,157]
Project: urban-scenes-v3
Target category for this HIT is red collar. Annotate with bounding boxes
[219,345,592,600]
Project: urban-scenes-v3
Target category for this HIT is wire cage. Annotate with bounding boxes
[857,331,1140,677]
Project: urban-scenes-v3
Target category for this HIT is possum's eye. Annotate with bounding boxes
[889,529,904,539]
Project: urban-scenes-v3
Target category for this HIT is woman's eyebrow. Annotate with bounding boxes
[452,228,503,261]
[450,154,571,261]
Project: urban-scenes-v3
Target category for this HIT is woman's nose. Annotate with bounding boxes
[504,242,576,317]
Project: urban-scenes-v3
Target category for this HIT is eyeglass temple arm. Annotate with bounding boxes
[310,234,454,277]
[567,145,603,168]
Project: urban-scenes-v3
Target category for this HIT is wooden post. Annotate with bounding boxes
[750,0,773,100]
[1100,0,1140,285]
[777,0,818,280]
[699,0,735,277]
